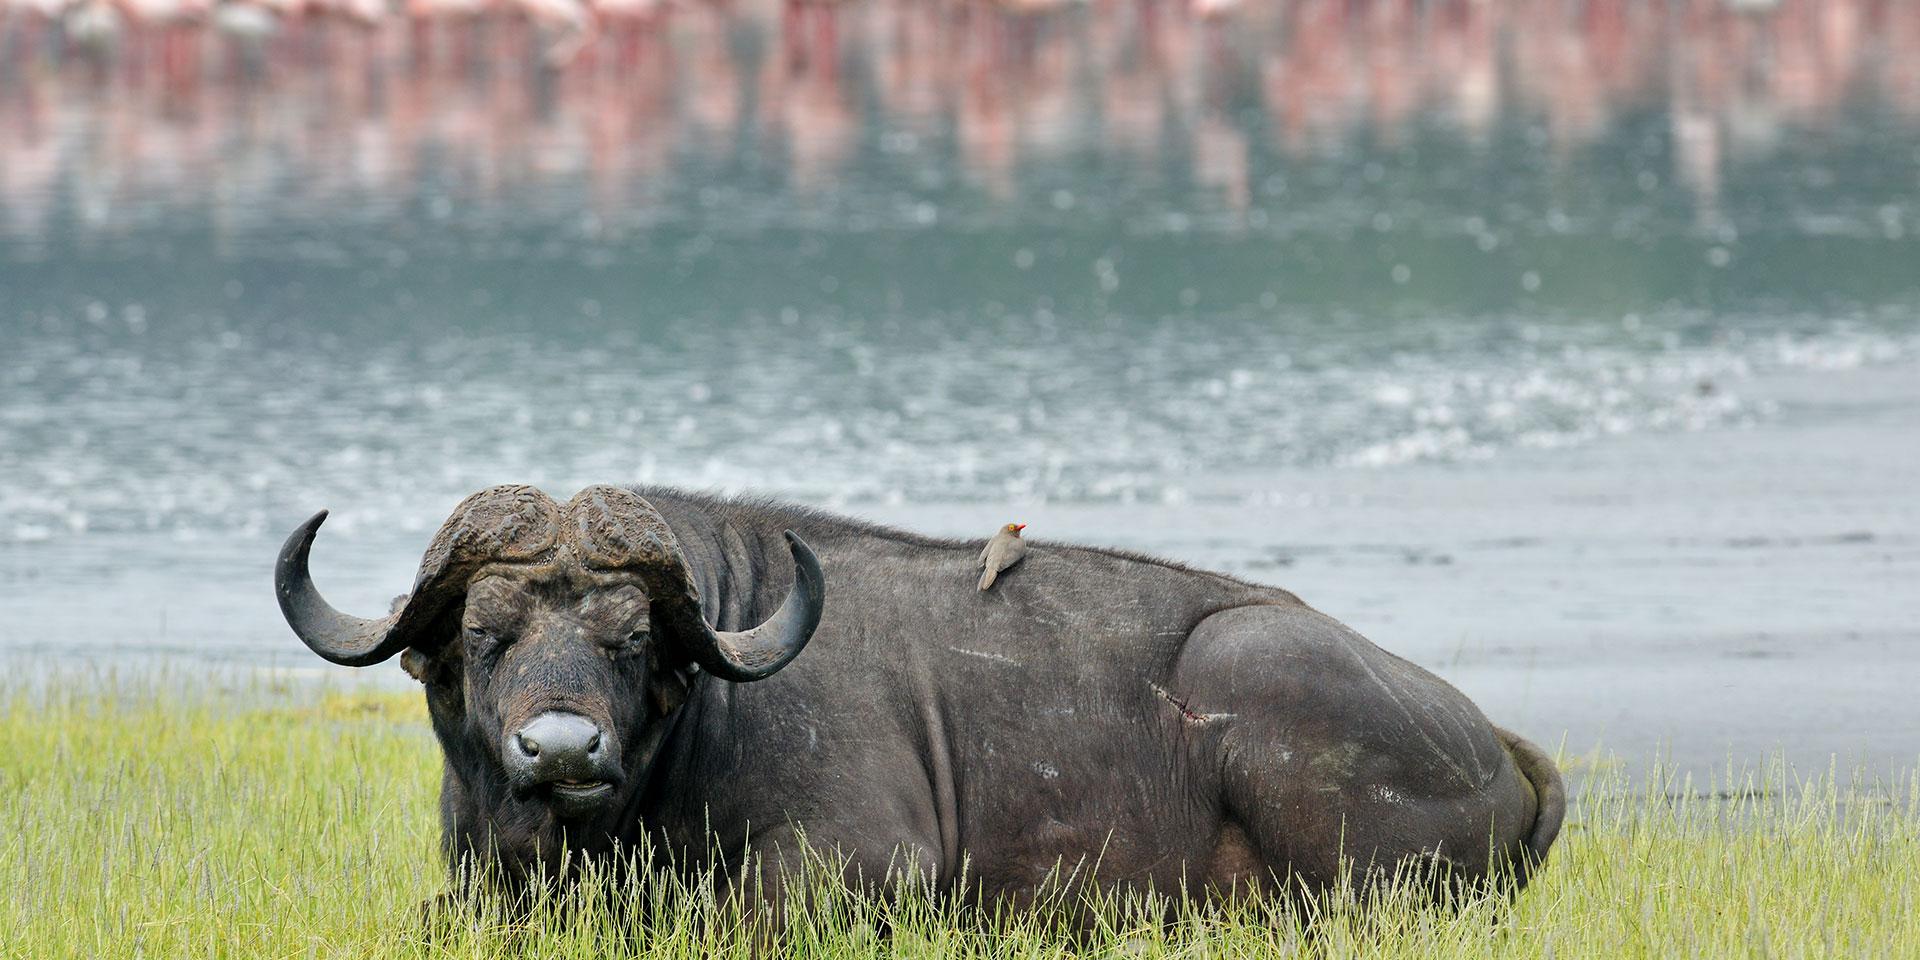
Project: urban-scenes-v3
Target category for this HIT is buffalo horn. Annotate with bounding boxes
[666,530,824,682]
[275,510,421,666]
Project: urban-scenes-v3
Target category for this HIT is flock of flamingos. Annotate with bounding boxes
[2,0,1910,79]
[0,0,1914,240]
[15,0,1217,73]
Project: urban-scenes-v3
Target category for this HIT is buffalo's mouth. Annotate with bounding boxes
[547,779,612,799]
[541,778,616,817]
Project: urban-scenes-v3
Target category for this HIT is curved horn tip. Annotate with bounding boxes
[277,510,331,586]
[781,530,825,595]
[782,529,814,558]
[290,508,330,543]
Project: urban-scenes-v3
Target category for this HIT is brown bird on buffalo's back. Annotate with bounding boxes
[977,522,1028,591]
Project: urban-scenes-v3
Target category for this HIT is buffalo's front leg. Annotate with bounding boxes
[724,822,944,941]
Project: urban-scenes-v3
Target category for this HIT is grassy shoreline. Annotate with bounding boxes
[3,679,1915,958]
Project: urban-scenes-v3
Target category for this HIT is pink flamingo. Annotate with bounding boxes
[116,0,212,84]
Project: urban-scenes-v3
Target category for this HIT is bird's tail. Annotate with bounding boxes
[978,568,997,591]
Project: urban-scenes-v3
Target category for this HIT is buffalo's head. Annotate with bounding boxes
[274,485,822,832]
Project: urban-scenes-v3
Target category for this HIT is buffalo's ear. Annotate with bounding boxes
[400,648,433,684]
[391,595,435,682]
[648,658,696,715]
[389,594,468,684]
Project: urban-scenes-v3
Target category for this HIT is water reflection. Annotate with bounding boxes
[3,0,1917,242]
[3,0,1918,543]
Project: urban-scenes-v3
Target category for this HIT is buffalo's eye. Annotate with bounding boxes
[597,627,647,655]
[465,625,502,649]
[599,624,648,653]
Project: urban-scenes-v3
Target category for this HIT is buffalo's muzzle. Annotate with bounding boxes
[506,712,620,817]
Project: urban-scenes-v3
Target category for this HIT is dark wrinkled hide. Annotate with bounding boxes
[292,488,1565,912]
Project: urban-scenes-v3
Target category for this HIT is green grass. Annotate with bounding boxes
[2,676,1916,959]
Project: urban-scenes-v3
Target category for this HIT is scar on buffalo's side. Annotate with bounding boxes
[1149,682,1235,726]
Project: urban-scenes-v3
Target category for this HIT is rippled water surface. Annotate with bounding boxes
[3,0,1919,697]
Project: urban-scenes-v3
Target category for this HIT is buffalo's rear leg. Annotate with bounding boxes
[1171,605,1543,899]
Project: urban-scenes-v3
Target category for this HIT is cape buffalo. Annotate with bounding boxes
[275,484,1564,910]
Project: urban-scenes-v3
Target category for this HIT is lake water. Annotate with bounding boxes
[3,1,1918,777]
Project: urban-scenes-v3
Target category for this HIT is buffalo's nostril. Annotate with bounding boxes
[507,712,609,788]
